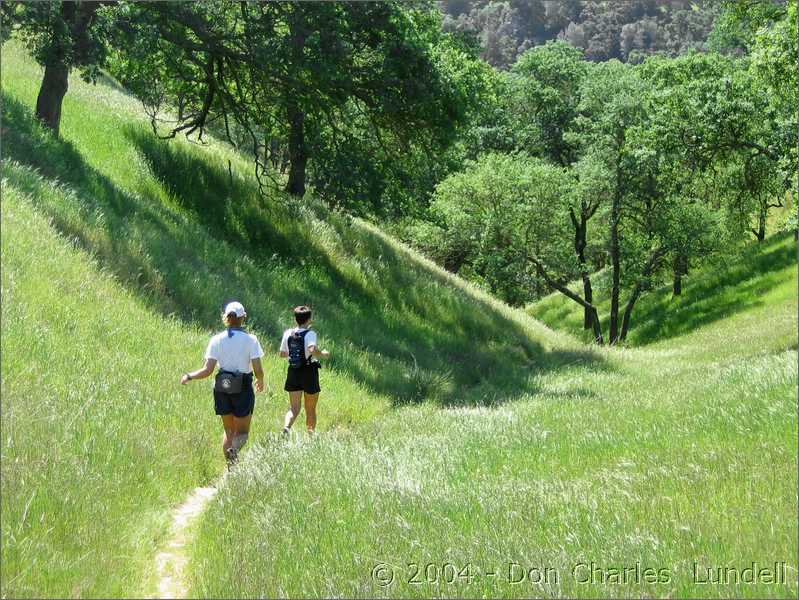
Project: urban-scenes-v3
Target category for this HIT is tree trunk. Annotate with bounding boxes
[619,284,641,342]
[582,273,594,329]
[587,303,603,345]
[608,191,621,344]
[620,248,664,342]
[754,206,766,242]
[672,253,687,296]
[573,217,595,331]
[35,61,69,135]
[532,259,604,345]
[33,1,100,136]
[569,207,598,332]
[269,138,281,170]
[285,7,308,197]
[285,101,307,197]
[553,279,604,345]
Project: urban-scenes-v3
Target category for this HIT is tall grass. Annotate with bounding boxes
[190,257,797,597]
[1,185,223,596]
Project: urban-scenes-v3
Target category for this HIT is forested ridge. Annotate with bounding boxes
[440,0,724,67]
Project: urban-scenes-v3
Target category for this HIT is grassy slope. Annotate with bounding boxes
[1,42,571,598]
[2,181,223,597]
[529,232,796,346]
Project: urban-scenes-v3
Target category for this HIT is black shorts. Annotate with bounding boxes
[284,364,321,394]
[214,373,255,417]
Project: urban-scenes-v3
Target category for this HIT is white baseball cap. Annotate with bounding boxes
[223,301,246,317]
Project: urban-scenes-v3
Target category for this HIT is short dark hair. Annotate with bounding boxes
[224,313,245,327]
[294,305,312,325]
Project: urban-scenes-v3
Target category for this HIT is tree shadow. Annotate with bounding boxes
[628,233,795,345]
[3,93,609,407]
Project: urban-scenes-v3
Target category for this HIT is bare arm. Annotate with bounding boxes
[307,345,330,358]
[279,332,289,358]
[251,357,264,393]
[180,358,217,384]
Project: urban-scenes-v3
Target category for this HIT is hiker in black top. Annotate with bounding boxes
[279,305,330,434]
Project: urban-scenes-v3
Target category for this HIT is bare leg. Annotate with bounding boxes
[233,414,252,436]
[304,393,319,433]
[231,414,252,454]
[283,391,303,430]
[220,414,236,459]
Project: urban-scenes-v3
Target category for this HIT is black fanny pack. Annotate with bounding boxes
[215,370,244,394]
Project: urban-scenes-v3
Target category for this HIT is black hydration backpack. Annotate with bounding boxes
[287,329,310,369]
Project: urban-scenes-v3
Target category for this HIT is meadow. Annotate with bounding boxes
[1,41,797,598]
[190,234,797,598]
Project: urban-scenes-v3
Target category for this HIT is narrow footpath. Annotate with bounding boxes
[152,484,219,598]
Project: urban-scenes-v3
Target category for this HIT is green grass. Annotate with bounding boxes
[2,40,797,599]
[528,232,797,346]
[1,183,223,597]
[189,254,797,598]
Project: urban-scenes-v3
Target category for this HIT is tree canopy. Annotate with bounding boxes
[4,0,794,345]
[106,1,484,204]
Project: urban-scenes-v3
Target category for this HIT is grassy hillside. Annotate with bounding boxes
[2,180,223,597]
[1,41,567,410]
[529,232,797,346]
[1,41,573,597]
[2,40,796,600]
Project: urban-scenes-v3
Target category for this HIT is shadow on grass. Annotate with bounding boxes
[628,233,795,345]
[3,94,609,406]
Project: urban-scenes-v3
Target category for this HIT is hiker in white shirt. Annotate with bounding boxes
[180,301,264,466]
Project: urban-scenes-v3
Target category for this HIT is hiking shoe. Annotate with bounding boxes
[225,447,238,466]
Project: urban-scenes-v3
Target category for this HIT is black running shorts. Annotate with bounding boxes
[284,364,321,394]
[214,373,255,417]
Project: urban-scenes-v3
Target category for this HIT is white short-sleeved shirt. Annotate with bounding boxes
[279,327,317,360]
[205,329,264,374]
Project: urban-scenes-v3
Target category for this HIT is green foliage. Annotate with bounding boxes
[505,40,588,164]
[709,0,790,51]
[641,48,795,242]
[408,39,789,341]
[105,1,484,213]
[421,153,573,305]
[2,1,110,80]
[748,0,798,185]
[308,27,495,217]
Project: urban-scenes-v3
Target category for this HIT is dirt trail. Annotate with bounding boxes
[152,484,219,599]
